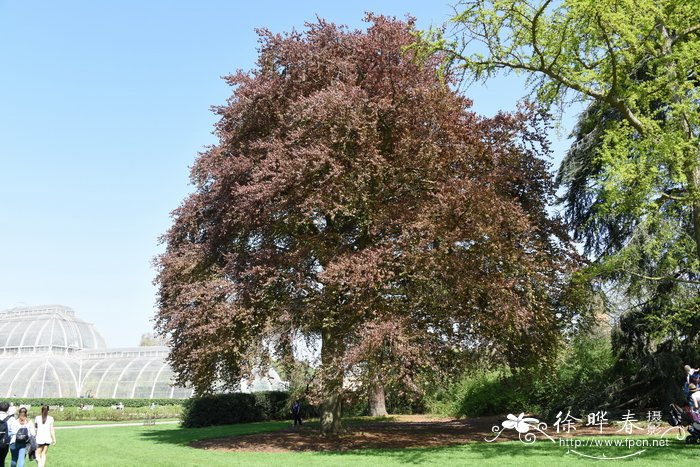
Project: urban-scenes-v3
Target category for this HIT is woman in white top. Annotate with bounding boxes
[34,405,55,467]
[9,407,35,467]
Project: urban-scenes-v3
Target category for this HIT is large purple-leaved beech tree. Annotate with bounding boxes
[155,15,576,435]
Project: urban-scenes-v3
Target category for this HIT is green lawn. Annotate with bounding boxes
[44,420,694,466]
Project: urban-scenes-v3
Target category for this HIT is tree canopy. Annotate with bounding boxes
[427,0,700,406]
[155,14,576,434]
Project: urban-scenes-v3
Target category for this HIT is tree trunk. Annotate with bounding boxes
[692,167,700,262]
[693,202,700,263]
[320,327,344,436]
[368,378,388,416]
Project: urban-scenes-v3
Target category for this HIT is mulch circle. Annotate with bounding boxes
[191,415,649,453]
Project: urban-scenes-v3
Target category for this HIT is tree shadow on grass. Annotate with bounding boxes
[140,421,291,446]
[140,417,393,447]
[318,443,562,465]
[317,438,690,465]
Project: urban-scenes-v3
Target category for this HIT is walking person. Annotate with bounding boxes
[292,400,303,426]
[9,407,34,467]
[34,405,55,467]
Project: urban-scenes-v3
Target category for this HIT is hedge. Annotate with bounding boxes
[181,391,298,428]
[3,398,186,408]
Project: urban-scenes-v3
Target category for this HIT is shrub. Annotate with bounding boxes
[4,397,185,408]
[180,391,293,428]
[428,371,541,417]
[534,333,615,417]
[384,390,428,415]
[426,335,615,418]
[10,405,182,422]
[51,406,182,422]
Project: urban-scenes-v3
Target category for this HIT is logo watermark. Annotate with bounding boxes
[485,411,685,460]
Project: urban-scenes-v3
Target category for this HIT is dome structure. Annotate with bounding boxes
[0,305,190,399]
[0,305,106,355]
[0,305,287,399]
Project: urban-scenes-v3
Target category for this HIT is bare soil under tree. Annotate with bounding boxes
[191,415,678,453]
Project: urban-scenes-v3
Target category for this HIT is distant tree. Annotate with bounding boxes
[155,15,575,435]
[139,332,167,347]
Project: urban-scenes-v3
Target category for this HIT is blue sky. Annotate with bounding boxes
[0,1,575,347]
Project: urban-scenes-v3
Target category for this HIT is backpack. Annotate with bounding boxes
[0,416,10,449]
[668,404,683,427]
[15,427,29,443]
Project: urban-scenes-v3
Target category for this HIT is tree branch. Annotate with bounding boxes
[626,270,700,286]
[530,0,552,70]
[606,96,646,135]
[673,23,700,44]
[596,13,618,93]
[659,192,688,202]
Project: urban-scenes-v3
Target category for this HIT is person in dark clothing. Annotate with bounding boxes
[0,401,10,466]
[292,400,302,426]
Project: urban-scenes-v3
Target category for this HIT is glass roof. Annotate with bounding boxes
[0,305,286,399]
[0,305,190,399]
[0,305,106,352]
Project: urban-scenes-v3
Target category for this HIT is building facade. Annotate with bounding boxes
[0,305,286,398]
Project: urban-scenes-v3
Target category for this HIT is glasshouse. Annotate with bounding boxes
[0,305,287,399]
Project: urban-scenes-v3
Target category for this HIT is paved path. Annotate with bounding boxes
[56,420,179,429]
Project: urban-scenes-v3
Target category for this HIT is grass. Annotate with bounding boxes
[42,419,694,466]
